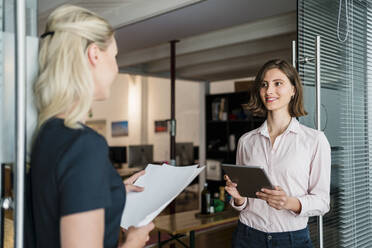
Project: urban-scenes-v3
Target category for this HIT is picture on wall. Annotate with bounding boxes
[86,120,107,138]
[155,120,168,133]
[112,121,128,137]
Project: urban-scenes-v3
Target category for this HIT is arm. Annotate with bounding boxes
[61,209,104,248]
[224,175,246,207]
[121,223,155,248]
[256,186,301,213]
[295,132,331,216]
[124,170,145,193]
[257,132,331,216]
[120,171,154,247]
[61,209,154,248]
[225,138,247,210]
[57,133,111,246]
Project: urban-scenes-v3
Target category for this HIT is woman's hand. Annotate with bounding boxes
[124,170,145,193]
[121,222,155,248]
[256,186,301,213]
[224,175,245,206]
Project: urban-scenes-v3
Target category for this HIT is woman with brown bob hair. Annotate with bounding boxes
[225,59,331,248]
[247,59,307,118]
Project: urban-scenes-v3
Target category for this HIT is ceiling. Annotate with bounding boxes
[38,0,297,82]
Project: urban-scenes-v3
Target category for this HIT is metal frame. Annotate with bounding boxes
[14,0,27,247]
[158,230,196,248]
[292,35,323,248]
[292,40,296,68]
[315,35,323,248]
[169,40,179,168]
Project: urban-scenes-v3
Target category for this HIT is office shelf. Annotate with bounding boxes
[206,91,265,165]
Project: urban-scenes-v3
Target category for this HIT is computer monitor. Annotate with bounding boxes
[128,145,154,168]
[176,142,194,166]
[193,146,199,161]
[108,146,127,168]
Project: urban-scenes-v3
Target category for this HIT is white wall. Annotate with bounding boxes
[89,74,130,145]
[209,80,235,94]
[147,77,201,162]
[210,77,254,94]
[89,73,201,163]
[127,75,148,145]
[89,73,250,162]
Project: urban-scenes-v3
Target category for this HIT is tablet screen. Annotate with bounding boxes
[222,164,273,198]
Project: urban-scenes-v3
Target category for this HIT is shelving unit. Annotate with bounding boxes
[205,91,265,181]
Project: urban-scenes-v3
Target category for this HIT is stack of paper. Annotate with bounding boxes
[120,164,204,229]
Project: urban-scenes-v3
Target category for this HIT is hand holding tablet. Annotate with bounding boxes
[224,174,246,206]
[222,164,273,199]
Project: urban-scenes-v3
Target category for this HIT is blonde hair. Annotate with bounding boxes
[34,4,114,129]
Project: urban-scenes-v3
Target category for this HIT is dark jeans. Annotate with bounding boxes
[232,221,313,248]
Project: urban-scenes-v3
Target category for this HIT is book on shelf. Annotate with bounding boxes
[211,97,227,121]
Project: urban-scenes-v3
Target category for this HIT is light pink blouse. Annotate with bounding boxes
[231,117,331,232]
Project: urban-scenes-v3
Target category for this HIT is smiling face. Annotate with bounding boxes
[259,68,295,114]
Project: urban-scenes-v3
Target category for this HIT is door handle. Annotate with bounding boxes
[295,35,323,248]
[315,35,324,248]
[292,40,296,68]
[15,0,27,247]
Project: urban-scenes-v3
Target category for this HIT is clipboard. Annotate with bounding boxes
[222,164,274,199]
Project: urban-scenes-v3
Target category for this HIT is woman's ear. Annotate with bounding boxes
[87,43,99,67]
[291,85,296,98]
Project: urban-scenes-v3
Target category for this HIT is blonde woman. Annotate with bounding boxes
[225,59,331,248]
[29,5,153,248]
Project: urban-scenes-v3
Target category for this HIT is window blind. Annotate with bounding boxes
[298,0,372,247]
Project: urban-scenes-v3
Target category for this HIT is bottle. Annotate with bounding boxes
[229,134,236,151]
[213,192,224,212]
[219,186,225,202]
[214,192,220,202]
[201,183,211,214]
[209,205,215,214]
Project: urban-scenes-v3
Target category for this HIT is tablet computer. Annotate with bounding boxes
[222,164,274,199]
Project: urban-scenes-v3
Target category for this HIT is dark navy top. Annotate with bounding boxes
[30,118,125,248]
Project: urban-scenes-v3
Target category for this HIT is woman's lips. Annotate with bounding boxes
[265,97,277,103]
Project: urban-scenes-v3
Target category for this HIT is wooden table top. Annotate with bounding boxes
[116,167,141,177]
[154,209,239,235]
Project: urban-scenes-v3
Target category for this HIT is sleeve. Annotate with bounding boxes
[229,137,248,211]
[235,137,243,165]
[56,132,111,216]
[230,197,248,211]
[294,132,331,217]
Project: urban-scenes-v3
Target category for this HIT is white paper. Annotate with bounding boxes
[120,164,204,229]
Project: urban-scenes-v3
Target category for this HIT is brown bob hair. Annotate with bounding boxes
[245,59,307,117]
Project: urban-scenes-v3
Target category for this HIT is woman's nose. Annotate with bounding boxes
[266,84,274,94]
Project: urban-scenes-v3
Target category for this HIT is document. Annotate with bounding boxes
[120,164,204,229]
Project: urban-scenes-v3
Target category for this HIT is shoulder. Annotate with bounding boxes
[55,128,111,188]
[38,118,107,147]
[61,127,108,163]
[240,127,260,140]
[298,123,330,148]
[48,121,110,175]
[238,128,260,145]
[32,118,106,165]
[75,126,107,150]
[82,123,107,144]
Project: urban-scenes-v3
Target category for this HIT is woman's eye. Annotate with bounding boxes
[275,82,282,86]
[261,82,268,88]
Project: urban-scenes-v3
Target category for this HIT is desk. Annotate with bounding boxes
[116,167,141,178]
[154,209,239,248]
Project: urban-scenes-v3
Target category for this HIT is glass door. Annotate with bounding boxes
[298,0,372,247]
[0,0,38,247]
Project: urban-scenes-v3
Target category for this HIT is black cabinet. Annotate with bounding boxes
[206,92,265,164]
